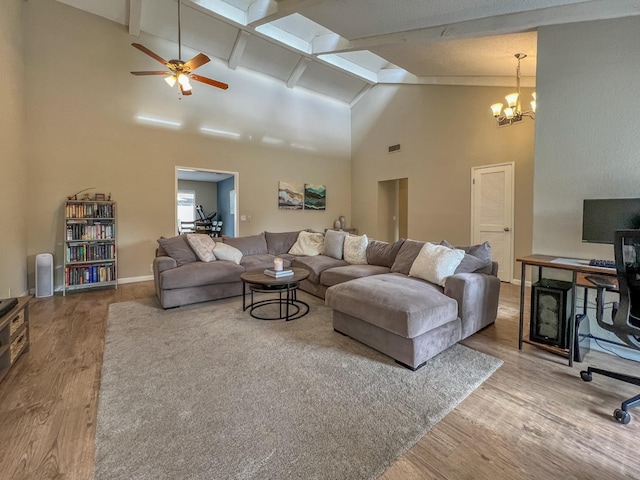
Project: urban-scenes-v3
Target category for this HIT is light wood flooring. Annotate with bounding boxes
[1,282,639,479]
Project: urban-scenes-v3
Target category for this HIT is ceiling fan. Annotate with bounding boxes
[130,0,228,95]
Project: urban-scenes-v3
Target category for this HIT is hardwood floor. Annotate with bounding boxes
[1,282,639,479]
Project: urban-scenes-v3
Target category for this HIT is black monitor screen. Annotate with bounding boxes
[582,198,640,244]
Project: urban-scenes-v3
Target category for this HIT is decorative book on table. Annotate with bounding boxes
[264,268,293,277]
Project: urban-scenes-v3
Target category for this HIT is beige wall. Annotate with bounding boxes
[534,16,640,260]
[0,0,28,297]
[23,0,351,288]
[352,84,534,279]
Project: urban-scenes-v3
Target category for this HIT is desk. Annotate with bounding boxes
[517,255,617,367]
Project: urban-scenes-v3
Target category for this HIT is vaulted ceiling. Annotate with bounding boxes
[57,0,640,104]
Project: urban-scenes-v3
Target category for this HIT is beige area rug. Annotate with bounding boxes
[93,293,502,480]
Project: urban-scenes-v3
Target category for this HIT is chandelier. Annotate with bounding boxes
[490,53,536,126]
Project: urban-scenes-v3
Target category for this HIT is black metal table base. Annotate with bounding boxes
[242,282,309,321]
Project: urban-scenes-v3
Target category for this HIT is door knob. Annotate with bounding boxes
[504,227,510,231]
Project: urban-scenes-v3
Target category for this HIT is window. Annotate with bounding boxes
[177,190,196,223]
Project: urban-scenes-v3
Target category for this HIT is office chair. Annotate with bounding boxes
[580,229,640,424]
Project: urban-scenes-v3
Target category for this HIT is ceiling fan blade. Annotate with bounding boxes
[184,53,210,72]
[190,74,229,90]
[130,71,172,76]
[131,43,169,66]
[179,84,193,96]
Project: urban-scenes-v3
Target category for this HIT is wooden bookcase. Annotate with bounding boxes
[63,200,117,295]
[0,296,31,384]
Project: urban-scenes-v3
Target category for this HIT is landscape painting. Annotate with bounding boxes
[304,184,326,210]
[278,181,304,209]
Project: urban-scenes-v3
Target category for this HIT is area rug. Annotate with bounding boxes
[93,293,502,480]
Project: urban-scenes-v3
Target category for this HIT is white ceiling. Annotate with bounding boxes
[57,0,640,104]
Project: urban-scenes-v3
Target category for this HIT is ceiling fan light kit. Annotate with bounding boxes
[130,0,228,96]
[490,53,535,127]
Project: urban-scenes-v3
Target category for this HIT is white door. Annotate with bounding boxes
[471,163,514,282]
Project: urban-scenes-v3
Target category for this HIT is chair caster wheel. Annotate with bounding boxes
[580,371,592,382]
[614,409,631,424]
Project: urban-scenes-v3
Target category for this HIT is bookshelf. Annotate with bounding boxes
[63,200,117,295]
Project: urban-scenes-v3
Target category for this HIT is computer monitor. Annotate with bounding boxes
[582,198,640,244]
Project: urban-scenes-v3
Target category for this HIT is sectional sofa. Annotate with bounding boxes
[153,230,500,369]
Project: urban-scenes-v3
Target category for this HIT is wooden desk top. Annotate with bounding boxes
[517,254,616,275]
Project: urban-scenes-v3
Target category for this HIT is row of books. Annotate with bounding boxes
[264,268,294,278]
[66,223,115,241]
[66,202,115,219]
[65,264,115,286]
[66,243,116,263]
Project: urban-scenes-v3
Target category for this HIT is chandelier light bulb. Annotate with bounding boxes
[165,75,177,87]
[504,107,515,119]
[177,73,190,87]
[490,103,504,117]
[531,100,536,112]
[505,93,519,109]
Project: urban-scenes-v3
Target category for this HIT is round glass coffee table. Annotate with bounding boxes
[240,267,310,321]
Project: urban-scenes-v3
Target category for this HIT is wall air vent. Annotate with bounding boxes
[388,144,401,153]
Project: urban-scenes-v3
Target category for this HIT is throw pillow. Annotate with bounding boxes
[390,239,426,275]
[366,239,405,267]
[322,230,348,259]
[409,242,465,287]
[289,231,325,256]
[157,235,198,267]
[221,233,268,256]
[343,234,368,265]
[213,242,243,264]
[265,231,301,255]
[186,234,217,262]
[440,240,493,274]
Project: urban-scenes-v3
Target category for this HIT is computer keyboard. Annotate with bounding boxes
[589,259,615,268]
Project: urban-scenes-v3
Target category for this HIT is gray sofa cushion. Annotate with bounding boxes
[157,235,198,267]
[441,240,493,274]
[160,261,244,289]
[366,239,405,267]
[265,231,300,255]
[326,273,457,339]
[320,264,390,287]
[240,254,290,271]
[322,230,348,259]
[291,255,348,283]
[222,233,268,255]
[390,239,425,275]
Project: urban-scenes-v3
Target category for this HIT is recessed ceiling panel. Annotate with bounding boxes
[239,35,303,81]
[372,32,538,77]
[269,13,334,43]
[296,62,368,103]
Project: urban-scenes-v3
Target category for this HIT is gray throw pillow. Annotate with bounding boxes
[322,230,348,259]
[390,239,426,275]
[222,233,268,255]
[366,239,405,267]
[440,240,492,274]
[265,231,301,255]
[157,235,198,266]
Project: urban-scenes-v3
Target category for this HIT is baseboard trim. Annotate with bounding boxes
[511,279,532,287]
[119,275,153,284]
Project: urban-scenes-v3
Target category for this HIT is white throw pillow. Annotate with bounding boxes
[186,234,217,262]
[409,242,465,286]
[343,234,368,265]
[213,242,243,264]
[288,231,325,256]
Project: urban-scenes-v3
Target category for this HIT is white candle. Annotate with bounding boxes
[274,257,283,271]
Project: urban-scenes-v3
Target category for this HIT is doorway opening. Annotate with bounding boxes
[377,178,408,242]
[175,167,239,237]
